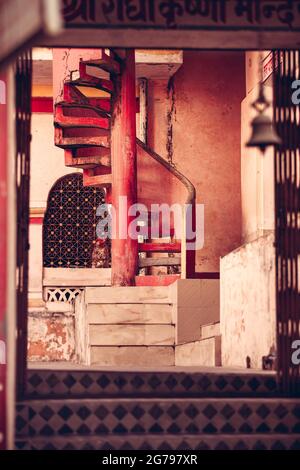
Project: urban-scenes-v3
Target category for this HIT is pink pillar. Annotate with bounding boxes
[111,50,138,286]
[0,71,8,450]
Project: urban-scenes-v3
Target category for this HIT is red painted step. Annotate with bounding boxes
[83,168,112,188]
[63,84,112,113]
[64,149,111,169]
[56,102,110,118]
[54,104,110,130]
[82,51,120,75]
[135,274,180,286]
[67,63,114,94]
[55,128,110,149]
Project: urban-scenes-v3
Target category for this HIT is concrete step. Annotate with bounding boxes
[16,397,300,438]
[89,324,175,346]
[175,337,221,367]
[85,286,172,304]
[15,433,300,450]
[87,302,173,324]
[90,346,174,367]
[25,368,278,399]
[67,77,114,95]
[82,170,112,188]
[201,322,220,339]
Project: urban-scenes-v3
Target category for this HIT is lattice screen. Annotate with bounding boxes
[43,173,105,268]
[45,288,83,302]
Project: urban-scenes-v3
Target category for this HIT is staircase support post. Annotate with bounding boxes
[111,50,138,286]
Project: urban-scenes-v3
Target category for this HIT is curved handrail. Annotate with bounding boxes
[136,138,196,205]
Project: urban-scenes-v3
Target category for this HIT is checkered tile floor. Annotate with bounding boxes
[16,398,300,437]
[16,368,300,450]
[25,369,278,398]
[15,434,300,450]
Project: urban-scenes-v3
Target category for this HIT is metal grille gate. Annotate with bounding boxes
[15,51,32,397]
[273,50,300,395]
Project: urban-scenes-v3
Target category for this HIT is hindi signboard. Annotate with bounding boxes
[62,0,300,30]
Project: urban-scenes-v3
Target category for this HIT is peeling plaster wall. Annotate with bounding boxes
[220,232,276,369]
[28,304,76,362]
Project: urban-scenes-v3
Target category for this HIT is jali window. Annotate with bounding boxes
[43,173,105,268]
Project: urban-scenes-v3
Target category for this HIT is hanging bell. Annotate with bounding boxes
[246,82,281,153]
[247,113,282,153]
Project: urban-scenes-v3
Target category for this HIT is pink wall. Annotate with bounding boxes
[147,52,245,272]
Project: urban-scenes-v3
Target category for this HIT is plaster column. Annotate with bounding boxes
[111,50,138,286]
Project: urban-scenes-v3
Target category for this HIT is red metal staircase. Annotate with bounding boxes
[54,49,195,284]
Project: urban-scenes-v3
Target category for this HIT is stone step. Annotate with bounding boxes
[89,324,175,346]
[82,170,112,188]
[201,322,220,339]
[16,397,300,438]
[85,286,172,304]
[90,346,174,367]
[175,337,221,367]
[82,55,120,75]
[54,104,110,130]
[87,303,173,324]
[25,368,278,399]
[64,148,111,170]
[15,433,300,450]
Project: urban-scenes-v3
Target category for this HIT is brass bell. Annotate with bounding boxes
[246,82,281,153]
[247,113,282,153]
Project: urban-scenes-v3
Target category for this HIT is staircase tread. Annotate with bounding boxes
[55,102,110,117]
[82,57,120,74]
[55,120,110,130]
[67,78,113,94]
[56,136,110,149]
[83,171,112,188]
[18,397,297,404]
